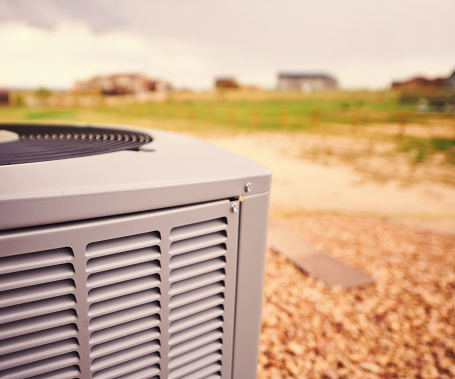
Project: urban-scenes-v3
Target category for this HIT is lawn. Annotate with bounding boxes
[1,89,454,167]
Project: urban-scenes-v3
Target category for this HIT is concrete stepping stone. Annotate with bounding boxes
[268,220,373,289]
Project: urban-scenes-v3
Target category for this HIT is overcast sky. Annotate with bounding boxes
[0,0,454,90]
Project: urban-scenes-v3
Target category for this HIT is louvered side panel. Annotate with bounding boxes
[0,248,81,379]
[87,232,162,378]
[0,198,241,378]
[168,213,237,379]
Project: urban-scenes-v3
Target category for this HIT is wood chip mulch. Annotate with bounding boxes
[258,216,455,378]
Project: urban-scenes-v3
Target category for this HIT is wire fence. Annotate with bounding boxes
[5,92,455,138]
[102,100,455,138]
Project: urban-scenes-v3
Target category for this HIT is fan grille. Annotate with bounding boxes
[0,124,153,165]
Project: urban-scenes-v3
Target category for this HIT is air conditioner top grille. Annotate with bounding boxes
[0,124,153,166]
[0,122,272,231]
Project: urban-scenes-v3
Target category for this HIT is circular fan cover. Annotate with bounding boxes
[0,124,153,165]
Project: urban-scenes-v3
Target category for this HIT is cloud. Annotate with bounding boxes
[0,0,126,32]
[0,0,454,89]
[0,23,138,87]
[0,21,266,90]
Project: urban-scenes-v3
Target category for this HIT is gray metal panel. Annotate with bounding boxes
[0,199,239,378]
[232,192,270,379]
[0,122,271,230]
[0,122,272,378]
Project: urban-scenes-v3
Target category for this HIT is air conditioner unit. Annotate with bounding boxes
[0,122,271,379]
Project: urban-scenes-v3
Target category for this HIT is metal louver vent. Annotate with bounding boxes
[0,248,80,379]
[0,121,272,379]
[0,199,240,378]
[168,218,228,379]
[0,124,153,166]
[86,231,162,379]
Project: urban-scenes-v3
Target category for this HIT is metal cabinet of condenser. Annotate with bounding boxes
[0,122,271,379]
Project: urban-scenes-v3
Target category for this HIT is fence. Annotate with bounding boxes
[100,100,455,138]
[4,93,455,138]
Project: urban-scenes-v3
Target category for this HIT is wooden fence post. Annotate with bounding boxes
[188,105,197,120]
[228,106,236,126]
[312,107,321,130]
[251,108,260,129]
[157,102,164,118]
[279,108,287,129]
[398,111,407,138]
[150,102,155,118]
[207,104,215,124]
[168,102,174,118]
[351,108,359,134]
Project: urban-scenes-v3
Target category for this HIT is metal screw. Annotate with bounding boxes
[230,203,239,213]
[244,182,253,193]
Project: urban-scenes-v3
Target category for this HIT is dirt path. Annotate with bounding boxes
[202,131,455,234]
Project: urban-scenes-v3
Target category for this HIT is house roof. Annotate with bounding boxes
[278,72,335,80]
[215,77,237,82]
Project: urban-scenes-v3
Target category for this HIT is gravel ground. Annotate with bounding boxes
[258,215,455,378]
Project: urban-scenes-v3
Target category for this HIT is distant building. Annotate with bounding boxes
[391,70,455,90]
[215,77,240,90]
[391,76,446,90]
[277,72,338,92]
[73,73,171,96]
[446,70,455,88]
[0,89,9,105]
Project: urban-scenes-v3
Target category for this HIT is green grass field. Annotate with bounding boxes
[1,89,454,165]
